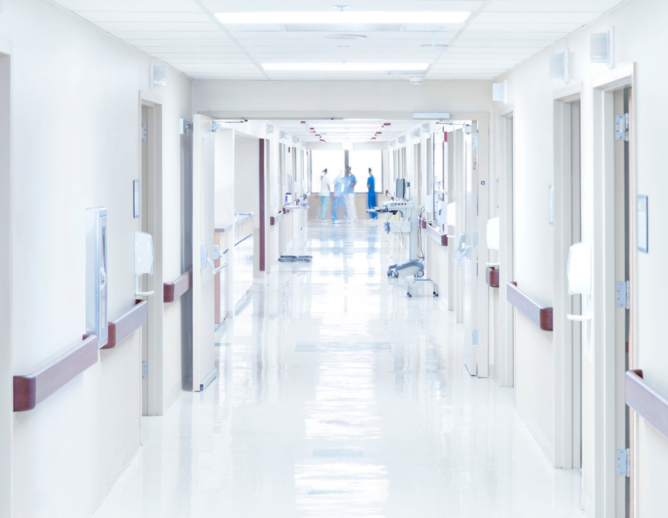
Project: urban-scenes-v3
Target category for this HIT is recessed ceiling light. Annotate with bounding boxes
[215,12,471,25]
[263,63,429,72]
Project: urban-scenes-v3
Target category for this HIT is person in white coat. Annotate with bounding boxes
[319,169,335,221]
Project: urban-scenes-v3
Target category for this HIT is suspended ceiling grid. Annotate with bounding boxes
[53,0,625,81]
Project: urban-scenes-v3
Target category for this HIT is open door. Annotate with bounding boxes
[463,125,477,376]
[192,114,218,392]
[0,49,11,518]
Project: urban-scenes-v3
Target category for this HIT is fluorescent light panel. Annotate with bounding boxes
[264,63,429,71]
[215,12,470,25]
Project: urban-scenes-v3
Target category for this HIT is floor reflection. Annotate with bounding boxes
[94,219,583,518]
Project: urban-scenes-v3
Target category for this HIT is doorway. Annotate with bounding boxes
[554,93,583,470]
[615,86,633,518]
[591,65,636,518]
[139,100,164,416]
[497,112,514,388]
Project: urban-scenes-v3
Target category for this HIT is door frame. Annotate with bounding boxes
[497,106,515,388]
[553,83,584,469]
[138,94,164,415]
[591,63,637,518]
[0,42,13,518]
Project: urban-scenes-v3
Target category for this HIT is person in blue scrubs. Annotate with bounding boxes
[367,168,378,219]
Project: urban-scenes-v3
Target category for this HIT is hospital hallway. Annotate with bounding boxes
[93,220,582,518]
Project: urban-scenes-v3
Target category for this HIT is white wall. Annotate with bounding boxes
[493,0,668,514]
[2,0,192,516]
[193,80,492,120]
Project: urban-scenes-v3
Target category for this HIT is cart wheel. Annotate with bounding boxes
[407,292,412,297]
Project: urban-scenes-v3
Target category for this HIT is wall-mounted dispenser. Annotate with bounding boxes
[437,199,449,227]
[200,242,226,274]
[135,231,154,298]
[86,207,108,348]
[567,242,592,321]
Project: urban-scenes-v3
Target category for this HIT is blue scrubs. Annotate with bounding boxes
[367,175,378,219]
[332,175,345,222]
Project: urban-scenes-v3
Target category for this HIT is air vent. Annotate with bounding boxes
[325,34,367,40]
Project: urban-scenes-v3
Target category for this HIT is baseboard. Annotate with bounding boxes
[583,488,593,516]
[515,397,556,467]
[89,431,141,517]
[163,378,183,415]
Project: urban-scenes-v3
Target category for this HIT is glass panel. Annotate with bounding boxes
[348,150,382,193]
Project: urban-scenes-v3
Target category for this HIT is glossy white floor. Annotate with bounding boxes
[94,220,583,518]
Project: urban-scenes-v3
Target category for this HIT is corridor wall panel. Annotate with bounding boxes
[0,0,192,516]
[493,0,668,514]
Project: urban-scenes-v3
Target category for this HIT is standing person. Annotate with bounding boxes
[344,166,358,222]
[367,168,378,220]
[332,170,345,224]
[319,168,335,221]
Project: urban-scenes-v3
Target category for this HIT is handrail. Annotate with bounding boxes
[14,335,99,412]
[164,270,192,303]
[102,300,148,350]
[626,369,668,441]
[507,281,553,331]
[426,224,448,246]
[487,266,500,288]
[271,212,284,226]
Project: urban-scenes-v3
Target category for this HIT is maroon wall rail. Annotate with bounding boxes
[271,212,284,226]
[425,224,448,246]
[626,369,668,441]
[14,335,99,412]
[102,300,148,350]
[487,266,500,288]
[507,281,553,331]
[164,270,192,303]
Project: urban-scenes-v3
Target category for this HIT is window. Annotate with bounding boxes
[349,150,382,193]
[311,150,344,194]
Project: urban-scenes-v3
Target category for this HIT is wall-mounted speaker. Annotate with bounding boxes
[492,80,507,103]
[591,30,613,66]
[549,50,569,82]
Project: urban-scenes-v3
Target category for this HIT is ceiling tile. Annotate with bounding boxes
[52,0,627,81]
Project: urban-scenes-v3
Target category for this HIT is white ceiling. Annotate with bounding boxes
[53,0,625,81]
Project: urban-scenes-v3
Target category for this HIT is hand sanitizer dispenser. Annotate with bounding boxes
[135,231,155,298]
[86,207,108,348]
[567,241,592,321]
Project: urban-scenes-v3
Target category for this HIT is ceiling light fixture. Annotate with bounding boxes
[215,12,471,25]
[263,63,429,72]
[422,31,448,52]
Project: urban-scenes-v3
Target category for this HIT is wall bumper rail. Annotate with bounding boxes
[164,270,192,303]
[13,335,99,412]
[102,300,148,350]
[271,212,284,226]
[426,224,448,246]
[626,369,668,441]
[487,266,500,288]
[507,282,553,331]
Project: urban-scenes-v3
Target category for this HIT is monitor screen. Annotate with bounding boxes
[396,178,406,199]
